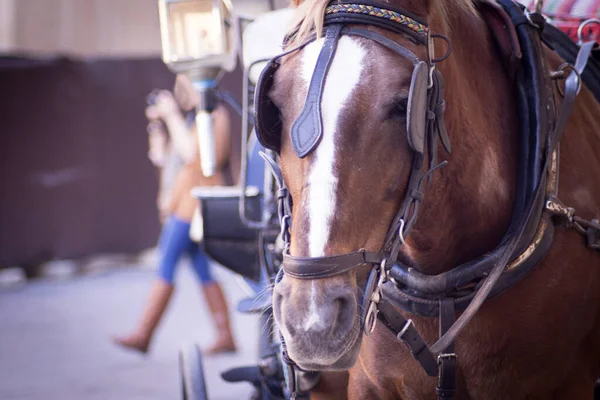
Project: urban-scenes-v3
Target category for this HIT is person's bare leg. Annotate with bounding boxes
[202,282,237,355]
[113,279,174,354]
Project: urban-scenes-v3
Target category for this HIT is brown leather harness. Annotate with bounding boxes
[254,1,600,398]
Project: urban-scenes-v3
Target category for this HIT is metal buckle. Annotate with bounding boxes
[437,353,457,363]
[364,262,389,335]
[427,32,436,89]
[398,319,414,339]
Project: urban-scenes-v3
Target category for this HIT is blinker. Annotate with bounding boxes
[407,61,429,154]
[253,2,449,159]
[290,25,343,158]
[254,60,282,152]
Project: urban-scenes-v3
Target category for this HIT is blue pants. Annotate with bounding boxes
[157,216,215,284]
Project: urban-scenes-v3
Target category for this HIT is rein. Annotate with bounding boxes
[254,1,600,398]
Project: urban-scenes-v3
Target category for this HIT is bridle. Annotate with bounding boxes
[254,1,599,399]
[255,0,453,395]
[255,0,452,332]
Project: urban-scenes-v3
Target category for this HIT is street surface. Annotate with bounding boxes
[0,257,262,400]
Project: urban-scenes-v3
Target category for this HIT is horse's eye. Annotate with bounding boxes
[388,97,408,120]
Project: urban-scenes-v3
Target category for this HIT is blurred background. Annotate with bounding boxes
[1,1,598,400]
[0,0,286,399]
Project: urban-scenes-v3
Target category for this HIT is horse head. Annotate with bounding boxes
[258,0,517,371]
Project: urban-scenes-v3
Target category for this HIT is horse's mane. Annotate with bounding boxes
[286,0,478,47]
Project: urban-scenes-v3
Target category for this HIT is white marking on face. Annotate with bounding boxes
[300,36,366,258]
[303,281,321,330]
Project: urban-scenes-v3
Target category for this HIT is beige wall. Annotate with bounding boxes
[0,0,162,57]
[0,0,290,58]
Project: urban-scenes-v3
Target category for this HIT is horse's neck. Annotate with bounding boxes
[407,5,519,274]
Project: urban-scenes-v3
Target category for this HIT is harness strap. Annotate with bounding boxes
[379,298,458,398]
[378,301,439,377]
[379,22,593,382]
[436,299,457,399]
[429,149,546,355]
[423,17,594,359]
[549,40,595,151]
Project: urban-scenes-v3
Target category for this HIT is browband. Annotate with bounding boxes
[325,2,429,44]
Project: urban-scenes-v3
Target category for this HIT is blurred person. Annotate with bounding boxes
[113,75,236,355]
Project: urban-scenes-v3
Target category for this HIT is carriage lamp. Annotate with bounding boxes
[158,0,237,177]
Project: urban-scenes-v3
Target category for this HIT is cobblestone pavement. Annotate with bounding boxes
[0,260,263,400]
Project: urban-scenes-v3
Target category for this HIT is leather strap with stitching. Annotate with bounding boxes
[283,250,383,279]
[291,25,343,158]
[436,299,456,399]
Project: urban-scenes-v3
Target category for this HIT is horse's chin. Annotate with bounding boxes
[295,342,362,371]
[287,327,363,371]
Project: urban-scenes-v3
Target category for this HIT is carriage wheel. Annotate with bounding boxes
[179,343,209,400]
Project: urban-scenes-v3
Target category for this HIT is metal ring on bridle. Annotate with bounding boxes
[554,63,582,97]
[364,263,388,335]
[577,18,600,45]
[280,215,291,240]
[431,33,452,63]
[525,9,542,29]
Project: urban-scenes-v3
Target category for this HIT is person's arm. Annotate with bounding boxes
[147,121,169,168]
[163,111,197,164]
[146,90,196,164]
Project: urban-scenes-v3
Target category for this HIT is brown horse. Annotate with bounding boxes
[259,0,600,398]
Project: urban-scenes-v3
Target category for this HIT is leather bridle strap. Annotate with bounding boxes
[291,25,344,158]
[280,26,444,280]
[410,37,592,357]
[283,250,383,279]
[428,166,546,355]
[378,300,439,376]
[342,27,422,64]
[549,40,595,151]
[436,299,456,399]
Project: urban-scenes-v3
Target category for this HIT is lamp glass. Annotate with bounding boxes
[162,0,226,63]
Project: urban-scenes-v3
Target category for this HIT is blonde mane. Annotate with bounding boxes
[285,0,478,47]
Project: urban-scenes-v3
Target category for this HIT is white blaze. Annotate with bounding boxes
[296,37,365,332]
[304,281,321,330]
[300,36,366,259]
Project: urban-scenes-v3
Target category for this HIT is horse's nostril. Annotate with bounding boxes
[331,291,356,335]
[334,295,348,316]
